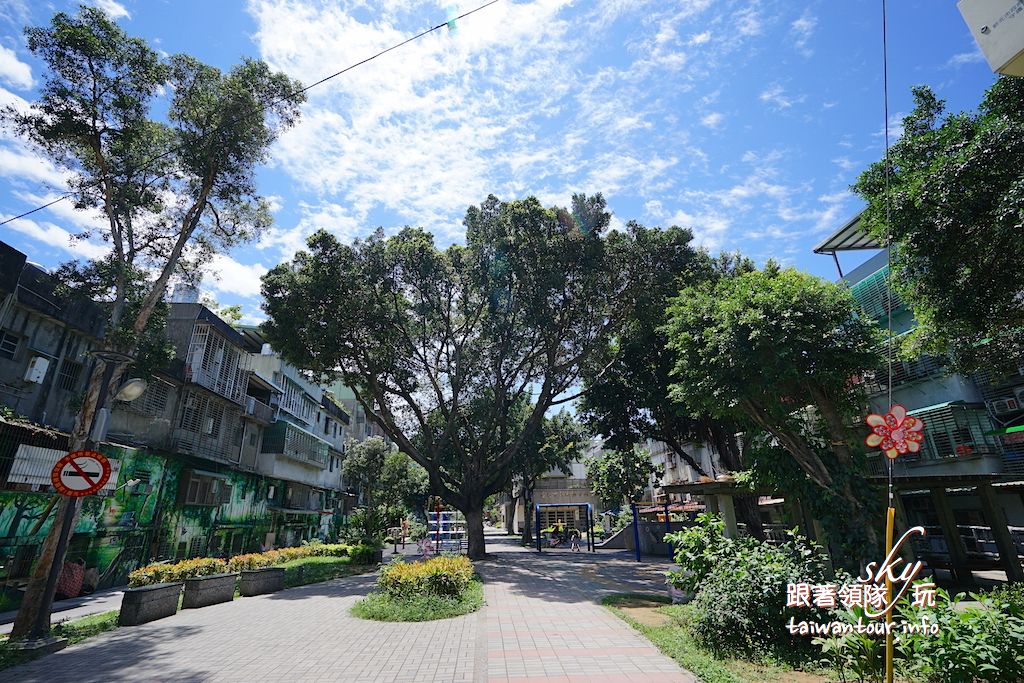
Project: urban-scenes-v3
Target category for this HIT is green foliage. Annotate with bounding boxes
[261,193,629,557]
[340,507,387,546]
[351,577,484,622]
[816,585,1024,683]
[664,262,883,565]
[853,78,1024,374]
[376,555,474,599]
[128,557,227,587]
[585,446,659,508]
[667,514,832,659]
[279,556,362,588]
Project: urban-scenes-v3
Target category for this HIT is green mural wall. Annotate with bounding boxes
[1,435,339,609]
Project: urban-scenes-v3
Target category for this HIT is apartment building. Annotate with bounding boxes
[815,214,1024,582]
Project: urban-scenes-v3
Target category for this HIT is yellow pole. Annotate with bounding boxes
[885,505,895,683]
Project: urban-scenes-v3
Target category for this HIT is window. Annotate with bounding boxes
[249,432,257,447]
[179,470,231,506]
[56,359,83,391]
[0,330,19,360]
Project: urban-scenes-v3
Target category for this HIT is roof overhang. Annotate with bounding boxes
[813,212,880,254]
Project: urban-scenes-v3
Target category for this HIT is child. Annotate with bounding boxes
[570,528,581,552]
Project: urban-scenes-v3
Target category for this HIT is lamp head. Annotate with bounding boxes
[114,378,148,402]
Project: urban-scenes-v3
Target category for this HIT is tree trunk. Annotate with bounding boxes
[522,493,533,545]
[735,494,765,541]
[9,360,109,639]
[464,506,486,560]
[504,500,515,535]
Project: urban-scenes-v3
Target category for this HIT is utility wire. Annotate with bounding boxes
[881,0,894,507]
[1,0,501,228]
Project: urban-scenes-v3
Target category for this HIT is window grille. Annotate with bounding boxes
[56,359,83,391]
[0,330,19,359]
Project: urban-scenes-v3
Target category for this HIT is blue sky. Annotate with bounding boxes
[0,0,998,324]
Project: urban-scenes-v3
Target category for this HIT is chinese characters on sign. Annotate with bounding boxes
[784,526,942,636]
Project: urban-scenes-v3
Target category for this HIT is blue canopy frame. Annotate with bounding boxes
[534,503,595,553]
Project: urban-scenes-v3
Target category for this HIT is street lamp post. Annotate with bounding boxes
[15,349,145,649]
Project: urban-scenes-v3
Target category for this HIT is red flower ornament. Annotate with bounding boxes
[865,404,924,460]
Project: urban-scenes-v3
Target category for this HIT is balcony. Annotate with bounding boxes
[261,421,329,468]
[865,401,1005,476]
[243,396,275,424]
[534,478,590,490]
[861,354,946,396]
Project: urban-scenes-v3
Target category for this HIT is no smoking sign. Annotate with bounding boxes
[51,450,112,497]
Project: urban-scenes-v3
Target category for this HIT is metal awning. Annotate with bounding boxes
[813,212,880,253]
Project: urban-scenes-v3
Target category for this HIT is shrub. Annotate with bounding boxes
[347,544,378,565]
[226,552,277,572]
[816,585,1024,683]
[128,557,227,587]
[377,556,473,599]
[352,577,484,622]
[667,513,832,659]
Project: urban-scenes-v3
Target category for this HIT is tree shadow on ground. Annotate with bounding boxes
[474,534,675,605]
[6,624,207,683]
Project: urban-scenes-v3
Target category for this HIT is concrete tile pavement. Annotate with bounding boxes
[5,532,696,682]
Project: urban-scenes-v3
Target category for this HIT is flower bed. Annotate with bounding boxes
[128,558,227,588]
[352,555,481,622]
[129,541,377,587]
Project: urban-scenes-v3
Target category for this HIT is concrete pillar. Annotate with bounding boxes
[705,494,720,516]
[977,484,1024,582]
[720,494,738,539]
[930,486,973,583]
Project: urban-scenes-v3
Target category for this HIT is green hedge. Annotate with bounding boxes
[377,556,473,599]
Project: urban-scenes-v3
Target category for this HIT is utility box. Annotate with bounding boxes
[959,0,1024,76]
[23,356,49,383]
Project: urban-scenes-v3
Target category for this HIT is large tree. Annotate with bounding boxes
[664,262,883,565]
[579,227,765,537]
[261,194,626,558]
[853,78,1024,373]
[3,7,303,638]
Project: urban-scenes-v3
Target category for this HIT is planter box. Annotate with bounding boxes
[181,573,236,609]
[118,582,182,626]
[239,568,284,597]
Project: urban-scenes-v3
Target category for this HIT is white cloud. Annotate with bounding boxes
[0,144,70,188]
[735,6,762,37]
[700,112,723,129]
[1,215,108,259]
[832,156,857,172]
[790,10,816,57]
[759,83,804,110]
[94,0,131,20]
[688,31,711,46]
[946,48,985,68]
[0,45,32,90]
[201,254,269,299]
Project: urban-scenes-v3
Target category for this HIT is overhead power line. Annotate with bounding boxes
[1,0,501,228]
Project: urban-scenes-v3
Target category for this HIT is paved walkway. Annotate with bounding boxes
[5,533,695,682]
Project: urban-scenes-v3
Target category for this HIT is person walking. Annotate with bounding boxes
[570,528,581,552]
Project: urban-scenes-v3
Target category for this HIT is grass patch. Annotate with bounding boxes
[0,610,119,672]
[280,555,372,588]
[603,594,827,683]
[352,577,484,622]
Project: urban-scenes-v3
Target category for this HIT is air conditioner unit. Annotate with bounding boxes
[23,356,48,383]
[991,397,1020,414]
